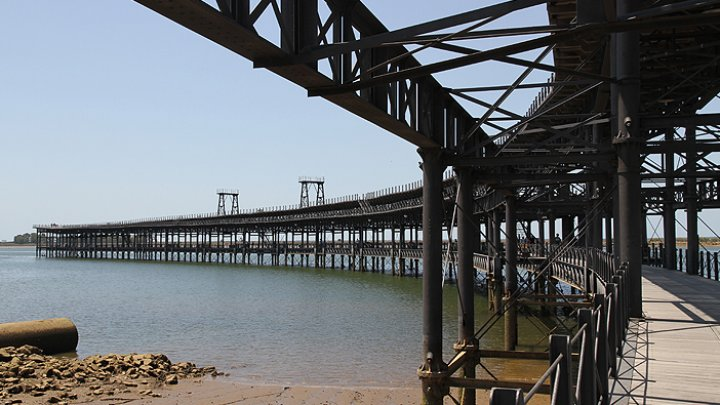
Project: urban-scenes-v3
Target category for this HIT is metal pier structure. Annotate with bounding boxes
[34,0,720,403]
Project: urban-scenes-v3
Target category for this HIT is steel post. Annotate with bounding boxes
[685,126,699,275]
[418,148,447,405]
[550,335,572,405]
[663,133,677,269]
[492,209,503,315]
[504,194,518,351]
[605,283,619,377]
[595,294,610,404]
[455,168,477,405]
[614,0,643,318]
[562,216,574,241]
[489,388,525,405]
[578,308,597,405]
[549,214,556,246]
[538,217,545,255]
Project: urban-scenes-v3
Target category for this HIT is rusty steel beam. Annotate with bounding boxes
[133,0,478,150]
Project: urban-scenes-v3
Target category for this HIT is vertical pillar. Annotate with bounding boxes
[578,309,597,405]
[418,148,447,405]
[455,168,477,405]
[605,210,613,253]
[663,130,677,269]
[591,202,603,250]
[504,194,518,351]
[577,213,586,246]
[641,210,648,260]
[492,209,503,315]
[686,126,699,275]
[612,176,621,261]
[614,0,642,317]
[562,216,574,242]
[591,125,604,250]
[550,335,572,405]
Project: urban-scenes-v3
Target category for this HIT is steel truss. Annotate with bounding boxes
[37,0,720,403]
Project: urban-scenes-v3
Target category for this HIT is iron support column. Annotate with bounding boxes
[591,124,604,250]
[492,209,503,315]
[418,148,447,404]
[612,176,620,260]
[538,217,545,255]
[641,210,648,255]
[605,209,613,253]
[614,0,642,318]
[686,126,699,275]
[591,201,603,250]
[663,129,677,269]
[562,216,574,242]
[455,168,477,405]
[504,194,518,351]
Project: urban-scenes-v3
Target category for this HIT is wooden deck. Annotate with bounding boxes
[611,265,720,405]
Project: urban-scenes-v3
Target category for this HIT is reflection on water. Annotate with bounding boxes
[0,248,555,387]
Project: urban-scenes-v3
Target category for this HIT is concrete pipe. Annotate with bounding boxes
[0,318,78,354]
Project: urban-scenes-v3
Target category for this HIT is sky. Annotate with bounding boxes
[0,0,546,240]
[1,1,716,241]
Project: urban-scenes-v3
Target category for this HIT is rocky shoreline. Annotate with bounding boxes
[0,345,219,405]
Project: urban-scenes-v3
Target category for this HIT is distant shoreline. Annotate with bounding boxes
[647,238,720,247]
[0,243,35,248]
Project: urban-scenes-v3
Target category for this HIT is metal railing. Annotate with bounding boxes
[33,175,468,231]
[643,243,720,282]
[489,262,630,405]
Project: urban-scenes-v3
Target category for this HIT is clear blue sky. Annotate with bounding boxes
[1,1,716,241]
[0,0,544,240]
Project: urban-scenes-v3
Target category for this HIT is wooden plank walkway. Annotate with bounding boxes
[610,265,720,405]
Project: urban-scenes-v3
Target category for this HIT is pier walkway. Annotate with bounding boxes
[611,266,720,405]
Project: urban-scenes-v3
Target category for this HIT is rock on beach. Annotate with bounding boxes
[0,345,219,404]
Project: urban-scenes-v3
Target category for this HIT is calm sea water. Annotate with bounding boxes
[0,248,550,387]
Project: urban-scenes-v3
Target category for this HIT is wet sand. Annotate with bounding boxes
[11,377,491,404]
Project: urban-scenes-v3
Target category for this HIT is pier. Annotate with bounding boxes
[609,265,720,404]
[32,0,720,403]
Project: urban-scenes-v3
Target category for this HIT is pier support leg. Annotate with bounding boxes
[605,212,613,254]
[504,194,518,351]
[538,217,545,255]
[492,209,503,316]
[663,129,677,269]
[685,126,699,275]
[614,0,643,317]
[455,168,477,405]
[418,148,447,405]
[562,216,574,242]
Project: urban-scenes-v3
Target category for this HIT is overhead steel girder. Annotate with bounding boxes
[485,173,606,187]
[641,172,720,180]
[255,0,549,66]
[641,114,720,130]
[133,0,480,151]
[449,152,614,167]
[306,12,720,97]
[643,142,720,154]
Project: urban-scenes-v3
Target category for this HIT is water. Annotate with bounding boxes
[0,248,550,387]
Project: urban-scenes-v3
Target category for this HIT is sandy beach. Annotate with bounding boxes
[10,377,491,405]
[0,345,494,405]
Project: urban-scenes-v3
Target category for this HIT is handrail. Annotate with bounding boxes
[569,322,587,346]
[524,352,563,403]
[490,262,629,405]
